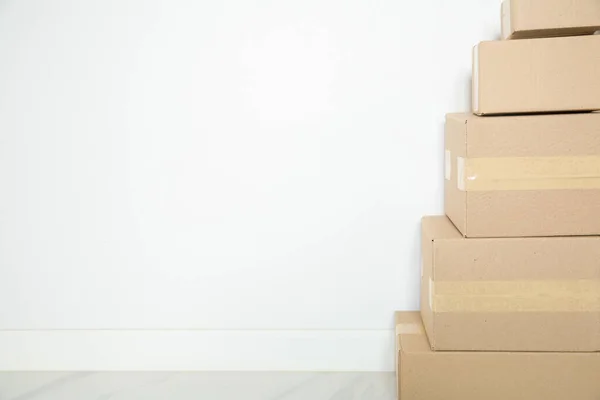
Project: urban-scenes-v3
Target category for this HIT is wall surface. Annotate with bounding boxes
[0,0,500,370]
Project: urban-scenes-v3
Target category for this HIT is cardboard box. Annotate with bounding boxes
[396,312,600,400]
[420,216,600,352]
[445,112,600,238]
[472,35,600,115]
[502,0,600,40]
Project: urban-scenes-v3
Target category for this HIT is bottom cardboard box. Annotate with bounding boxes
[395,312,600,400]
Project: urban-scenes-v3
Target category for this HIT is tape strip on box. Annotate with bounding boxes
[457,155,600,191]
[444,150,452,180]
[430,279,600,313]
[501,0,512,40]
[395,323,424,336]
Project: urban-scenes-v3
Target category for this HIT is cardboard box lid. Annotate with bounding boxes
[424,215,600,282]
[446,112,600,159]
[397,311,600,354]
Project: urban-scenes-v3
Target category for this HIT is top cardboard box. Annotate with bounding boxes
[472,35,600,115]
[502,0,600,40]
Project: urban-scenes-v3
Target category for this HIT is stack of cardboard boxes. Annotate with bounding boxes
[396,1,600,398]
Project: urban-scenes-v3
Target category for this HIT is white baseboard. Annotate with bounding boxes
[0,330,394,372]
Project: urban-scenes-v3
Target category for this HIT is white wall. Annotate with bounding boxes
[0,0,500,370]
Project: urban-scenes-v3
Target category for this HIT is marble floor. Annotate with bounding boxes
[0,372,396,400]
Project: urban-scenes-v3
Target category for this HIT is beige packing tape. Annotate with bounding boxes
[456,155,600,191]
[430,279,600,313]
[501,0,512,40]
[395,323,424,336]
[444,150,452,181]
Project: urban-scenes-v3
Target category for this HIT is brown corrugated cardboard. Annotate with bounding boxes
[420,216,600,352]
[501,0,600,40]
[445,112,600,238]
[472,35,600,115]
[396,312,600,400]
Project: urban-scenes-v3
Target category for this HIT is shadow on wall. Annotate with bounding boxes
[465,72,473,114]
[446,70,473,115]
[440,70,472,132]
[436,69,471,213]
